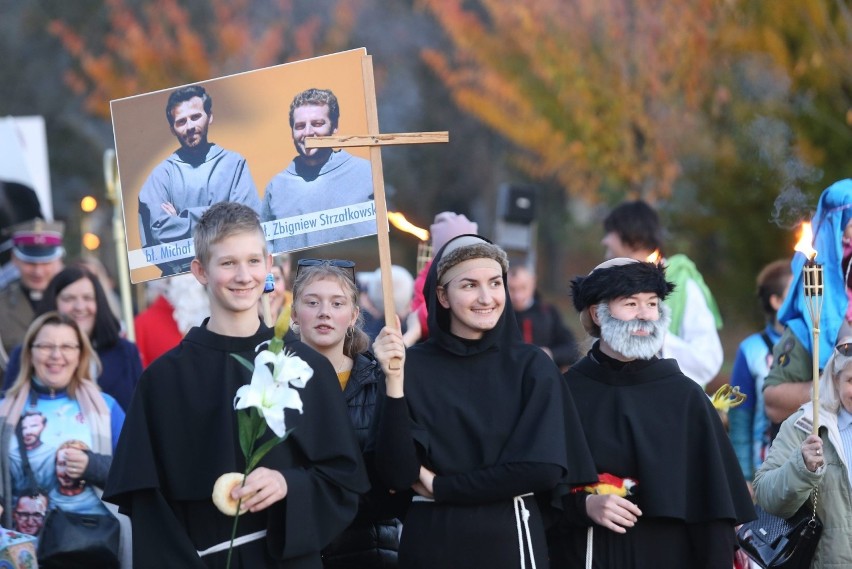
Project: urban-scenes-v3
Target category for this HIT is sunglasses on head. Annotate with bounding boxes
[837,343,852,357]
[295,258,356,281]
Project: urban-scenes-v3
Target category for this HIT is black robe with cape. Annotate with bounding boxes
[104,321,369,569]
[548,345,755,569]
[374,236,597,569]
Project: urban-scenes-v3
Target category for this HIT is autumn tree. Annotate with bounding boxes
[721,0,852,188]
[421,0,852,206]
[419,0,852,321]
[419,0,729,203]
[49,0,361,119]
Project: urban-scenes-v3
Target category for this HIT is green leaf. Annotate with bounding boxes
[247,428,295,472]
[247,409,264,456]
[237,411,252,460]
[230,353,255,372]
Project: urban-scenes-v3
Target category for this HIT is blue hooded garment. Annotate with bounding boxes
[777,179,852,368]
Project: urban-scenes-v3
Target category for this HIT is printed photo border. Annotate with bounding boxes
[111,48,381,283]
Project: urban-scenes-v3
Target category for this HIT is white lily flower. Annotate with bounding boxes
[277,352,314,387]
[234,360,303,437]
[254,349,314,387]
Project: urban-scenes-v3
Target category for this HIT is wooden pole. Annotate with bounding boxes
[362,55,400,369]
[104,150,136,342]
[305,132,448,149]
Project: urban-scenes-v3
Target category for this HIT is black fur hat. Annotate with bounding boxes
[570,258,674,312]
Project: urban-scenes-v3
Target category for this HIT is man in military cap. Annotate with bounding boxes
[0,219,65,381]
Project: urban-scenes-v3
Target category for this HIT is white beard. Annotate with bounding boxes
[165,273,210,335]
[596,302,671,361]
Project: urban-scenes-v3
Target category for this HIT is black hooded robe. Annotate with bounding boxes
[103,321,369,569]
[374,236,597,569]
[548,345,756,569]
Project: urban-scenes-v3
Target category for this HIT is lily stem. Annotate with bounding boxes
[225,472,248,569]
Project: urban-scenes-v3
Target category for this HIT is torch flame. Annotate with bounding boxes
[388,212,429,241]
[646,250,661,263]
[794,222,818,261]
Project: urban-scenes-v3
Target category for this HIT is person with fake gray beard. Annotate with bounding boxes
[547,258,755,569]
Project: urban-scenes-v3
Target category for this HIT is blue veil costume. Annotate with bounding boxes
[777,179,852,368]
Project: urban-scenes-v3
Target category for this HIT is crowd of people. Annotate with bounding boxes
[3,177,852,568]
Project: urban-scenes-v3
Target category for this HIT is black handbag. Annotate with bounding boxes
[37,507,121,569]
[736,488,822,569]
[14,422,121,568]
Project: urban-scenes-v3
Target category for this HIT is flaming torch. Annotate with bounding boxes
[387,212,431,273]
[795,222,823,434]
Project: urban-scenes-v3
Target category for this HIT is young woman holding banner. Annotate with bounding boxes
[372,235,596,569]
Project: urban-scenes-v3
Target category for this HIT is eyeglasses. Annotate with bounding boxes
[837,343,852,357]
[14,511,44,521]
[295,259,356,281]
[32,343,80,356]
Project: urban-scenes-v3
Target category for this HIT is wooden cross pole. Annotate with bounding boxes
[305,55,448,368]
[103,150,136,342]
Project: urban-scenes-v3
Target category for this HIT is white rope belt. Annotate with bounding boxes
[513,493,536,569]
[197,529,267,558]
[585,526,594,569]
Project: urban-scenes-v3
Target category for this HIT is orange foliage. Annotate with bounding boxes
[722,1,852,92]
[420,0,725,201]
[50,0,361,119]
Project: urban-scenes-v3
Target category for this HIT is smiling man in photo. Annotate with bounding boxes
[262,87,374,253]
[137,84,261,275]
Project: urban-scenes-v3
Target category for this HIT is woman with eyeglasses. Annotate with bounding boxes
[752,333,852,567]
[372,235,596,569]
[289,258,402,569]
[1,264,143,411]
[0,312,125,539]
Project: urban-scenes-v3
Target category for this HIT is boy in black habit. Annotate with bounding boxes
[104,202,369,568]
